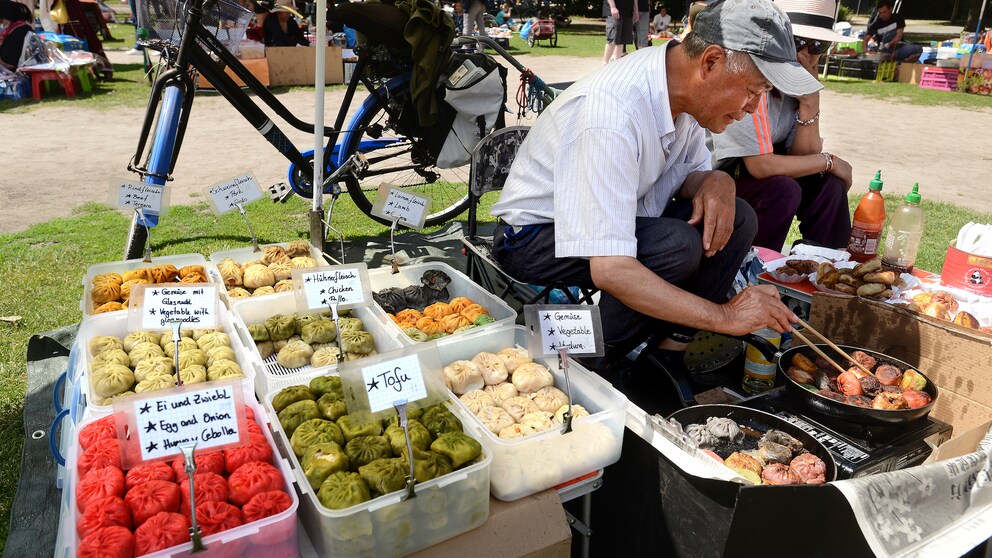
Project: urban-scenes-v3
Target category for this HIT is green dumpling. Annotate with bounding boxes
[309,375,344,398]
[340,330,375,355]
[345,435,393,469]
[318,392,348,421]
[205,359,243,381]
[401,448,453,483]
[264,314,297,341]
[426,332,449,341]
[453,324,478,334]
[420,406,463,439]
[384,421,432,457]
[272,385,316,413]
[474,314,496,326]
[337,415,383,443]
[302,319,338,345]
[303,442,349,490]
[291,418,345,457]
[358,458,408,496]
[431,432,482,468]
[294,313,322,336]
[337,317,364,333]
[380,407,424,429]
[403,328,429,343]
[317,471,371,510]
[248,323,270,342]
[278,399,321,438]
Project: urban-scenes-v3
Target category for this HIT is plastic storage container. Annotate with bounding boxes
[81,254,222,318]
[264,369,492,558]
[435,324,628,501]
[56,398,300,558]
[367,263,517,345]
[208,243,330,306]
[229,292,405,397]
[79,306,255,417]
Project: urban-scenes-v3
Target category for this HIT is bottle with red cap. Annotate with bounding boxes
[848,170,886,263]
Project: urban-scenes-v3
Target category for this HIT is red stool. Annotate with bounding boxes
[21,68,79,100]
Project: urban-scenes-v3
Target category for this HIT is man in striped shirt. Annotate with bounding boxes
[711,0,854,252]
[491,0,818,367]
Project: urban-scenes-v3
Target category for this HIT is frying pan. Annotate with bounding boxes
[779,344,939,426]
[668,404,838,483]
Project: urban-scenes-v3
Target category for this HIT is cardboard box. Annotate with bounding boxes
[407,491,571,558]
[266,46,344,86]
[940,240,992,295]
[197,57,270,89]
[898,62,927,84]
[959,52,992,69]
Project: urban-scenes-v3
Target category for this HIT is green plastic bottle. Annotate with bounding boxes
[882,183,924,272]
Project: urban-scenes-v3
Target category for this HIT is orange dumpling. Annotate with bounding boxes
[415,317,447,336]
[92,272,123,286]
[121,268,153,283]
[460,304,490,323]
[150,264,180,284]
[423,302,454,319]
[396,309,423,323]
[179,265,206,279]
[91,281,121,304]
[94,301,125,314]
[440,313,472,333]
[448,297,475,313]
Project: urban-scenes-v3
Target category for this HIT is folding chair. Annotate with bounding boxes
[461,125,598,306]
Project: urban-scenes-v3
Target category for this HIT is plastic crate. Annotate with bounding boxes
[208,243,329,307]
[875,61,897,82]
[435,324,628,500]
[367,262,517,345]
[264,369,492,558]
[80,254,222,319]
[137,0,251,51]
[229,292,405,398]
[78,307,255,417]
[56,398,299,558]
[920,67,959,91]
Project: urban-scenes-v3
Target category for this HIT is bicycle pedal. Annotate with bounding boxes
[268,182,293,203]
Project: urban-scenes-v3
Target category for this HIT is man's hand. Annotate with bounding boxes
[610,6,619,19]
[633,11,639,22]
[830,155,854,191]
[686,172,737,257]
[719,285,797,336]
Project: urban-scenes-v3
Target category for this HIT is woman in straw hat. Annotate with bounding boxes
[710,0,854,252]
[263,0,309,46]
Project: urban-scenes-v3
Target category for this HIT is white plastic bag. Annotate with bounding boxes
[436,66,505,169]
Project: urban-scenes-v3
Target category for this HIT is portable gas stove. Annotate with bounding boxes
[743,388,952,479]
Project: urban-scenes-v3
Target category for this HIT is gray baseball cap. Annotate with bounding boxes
[694,0,823,97]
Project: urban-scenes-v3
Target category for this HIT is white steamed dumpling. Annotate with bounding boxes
[529,386,569,413]
[470,352,509,385]
[483,382,518,407]
[476,405,515,434]
[511,362,554,393]
[459,389,495,415]
[443,360,484,395]
[500,395,540,422]
[497,346,532,374]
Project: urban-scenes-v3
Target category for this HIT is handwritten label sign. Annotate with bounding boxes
[109,178,170,216]
[370,185,430,229]
[114,379,246,467]
[293,263,371,312]
[129,283,219,331]
[204,171,264,215]
[360,354,428,413]
[524,304,604,357]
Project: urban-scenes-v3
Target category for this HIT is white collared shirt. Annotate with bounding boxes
[490,41,711,258]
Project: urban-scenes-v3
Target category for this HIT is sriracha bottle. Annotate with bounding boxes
[848,170,886,262]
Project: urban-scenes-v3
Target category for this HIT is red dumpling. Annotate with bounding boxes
[171,451,226,479]
[178,472,229,515]
[195,501,243,536]
[134,511,190,555]
[242,490,293,523]
[76,466,125,514]
[78,416,117,451]
[77,438,122,481]
[227,461,284,507]
[77,526,134,558]
[76,495,131,539]
[244,405,255,421]
[125,479,181,526]
[224,433,273,475]
[125,462,174,491]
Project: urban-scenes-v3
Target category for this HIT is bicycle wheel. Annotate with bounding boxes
[550,29,557,47]
[341,93,472,227]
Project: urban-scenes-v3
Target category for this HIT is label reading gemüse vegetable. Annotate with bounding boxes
[524,304,605,357]
[129,283,219,331]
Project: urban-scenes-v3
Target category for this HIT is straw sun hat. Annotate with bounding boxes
[773,0,851,43]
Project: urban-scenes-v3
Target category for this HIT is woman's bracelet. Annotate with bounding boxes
[796,111,820,126]
[820,152,833,175]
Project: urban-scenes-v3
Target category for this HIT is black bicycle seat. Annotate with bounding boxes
[336,2,408,50]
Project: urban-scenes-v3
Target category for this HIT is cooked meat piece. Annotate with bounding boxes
[815,358,840,376]
[787,366,816,385]
[836,371,863,396]
[903,390,932,409]
[872,391,909,410]
[880,385,904,394]
[953,311,981,329]
[858,374,882,397]
[849,350,877,370]
[852,258,882,278]
[857,283,886,298]
[864,271,897,285]
[786,259,819,274]
[757,441,793,465]
[816,389,845,402]
[814,371,837,392]
[761,463,803,485]
[724,452,763,475]
[790,453,827,484]
[848,365,871,379]
[776,266,800,276]
[838,273,863,287]
[875,364,904,386]
[834,283,858,295]
[845,395,873,408]
[931,291,959,313]
[791,353,817,373]
[761,429,804,453]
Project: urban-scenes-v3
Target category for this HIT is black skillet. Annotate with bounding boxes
[779,344,939,426]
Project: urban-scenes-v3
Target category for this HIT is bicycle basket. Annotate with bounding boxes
[137,0,252,51]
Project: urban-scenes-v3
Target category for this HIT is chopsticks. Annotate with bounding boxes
[792,317,874,376]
